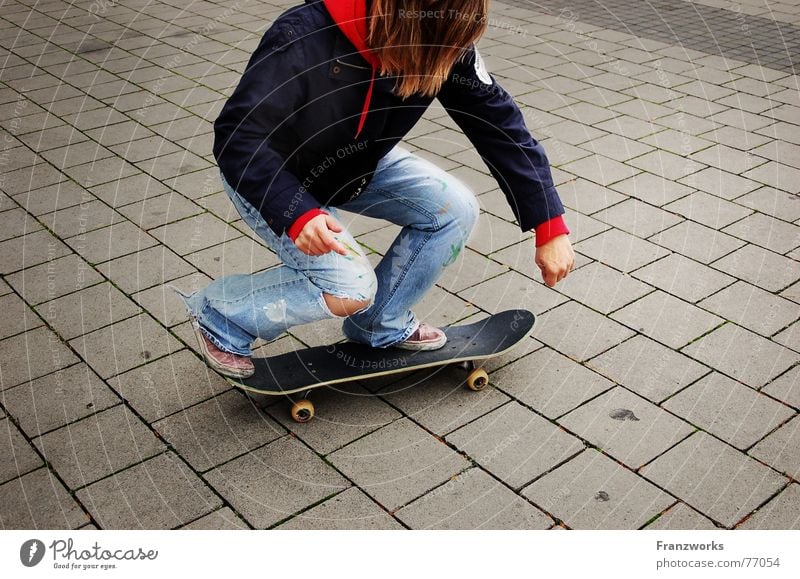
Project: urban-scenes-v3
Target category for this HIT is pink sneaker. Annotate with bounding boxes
[396,322,447,351]
[189,318,255,379]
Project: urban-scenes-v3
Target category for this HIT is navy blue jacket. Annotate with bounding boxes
[213,0,564,235]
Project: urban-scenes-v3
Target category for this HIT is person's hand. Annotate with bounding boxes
[294,214,347,256]
[535,234,575,287]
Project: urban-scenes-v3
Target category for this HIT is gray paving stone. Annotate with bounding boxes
[782,279,800,305]
[0,162,65,197]
[41,199,125,239]
[181,507,249,530]
[205,436,349,528]
[109,349,230,422]
[269,384,400,455]
[276,487,403,530]
[396,467,552,530]
[491,347,614,419]
[117,192,204,230]
[743,162,800,194]
[640,129,714,156]
[699,281,800,337]
[562,208,612,242]
[6,254,103,306]
[664,372,795,451]
[0,326,79,391]
[66,221,159,264]
[609,171,695,206]
[750,416,800,480]
[330,417,469,510]
[379,367,511,435]
[763,366,800,409]
[34,404,165,489]
[447,402,584,490]
[697,125,772,154]
[436,247,508,293]
[587,335,709,403]
[165,167,225,200]
[632,254,734,303]
[611,290,724,349]
[627,150,705,182]
[594,115,658,140]
[691,143,769,173]
[536,300,636,361]
[0,229,72,275]
[183,236,279,279]
[0,292,43,341]
[650,220,745,264]
[641,431,788,528]
[560,387,693,468]
[69,313,184,379]
[556,261,653,314]
[488,238,546,280]
[62,156,140,189]
[738,483,800,530]
[556,178,627,214]
[90,172,170,208]
[678,167,760,200]
[723,212,800,255]
[467,212,526,255]
[457,270,568,314]
[133,272,211,327]
[0,468,89,529]
[154,389,283,472]
[592,199,682,238]
[410,283,478,328]
[0,418,43,485]
[683,323,799,388]
[2,363,120,437]
[643,502,718,530]
[37,282,142,340]
[96,245,196,294]
[0,207,42,242]
[581,133,653,162]
[664,191,753,229]
[77,452,221,529]
[150,212,242,256]
[522,449,674,529]
[473,189,518,223]
[737,187,800,223]
[575,228,670,273]
[561,154,639,186]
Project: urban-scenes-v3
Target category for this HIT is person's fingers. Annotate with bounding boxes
[542,267,558,287]
[325,215,343,233]
[321,228,347,255]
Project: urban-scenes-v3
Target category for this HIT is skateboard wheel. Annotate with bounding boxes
[466,368,489,391]
[291,399,315,423]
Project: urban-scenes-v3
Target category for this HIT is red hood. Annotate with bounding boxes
[322,0,379,67]
[323,0,379,137]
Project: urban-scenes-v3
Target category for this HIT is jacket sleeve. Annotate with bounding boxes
[213,20,320,235]
[437,45,565,232]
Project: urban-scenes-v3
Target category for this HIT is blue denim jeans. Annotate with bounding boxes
[182,146,479,355]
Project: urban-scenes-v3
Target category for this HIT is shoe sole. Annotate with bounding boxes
[189,318,255,379]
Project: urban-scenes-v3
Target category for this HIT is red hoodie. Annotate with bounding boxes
[289,0,568,247]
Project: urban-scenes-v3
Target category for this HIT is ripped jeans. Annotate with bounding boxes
[182,146,479,355]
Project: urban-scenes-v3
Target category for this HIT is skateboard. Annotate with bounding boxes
[227,309,535,422]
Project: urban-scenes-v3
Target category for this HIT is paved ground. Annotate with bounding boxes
[0,0,798,530]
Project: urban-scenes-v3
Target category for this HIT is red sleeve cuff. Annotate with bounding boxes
[287,208,327,242]
[534,215,570,247]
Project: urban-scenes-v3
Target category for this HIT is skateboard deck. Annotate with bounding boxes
[228,310,534,420]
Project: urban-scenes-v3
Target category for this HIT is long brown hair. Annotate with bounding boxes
[367,0,489,98]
